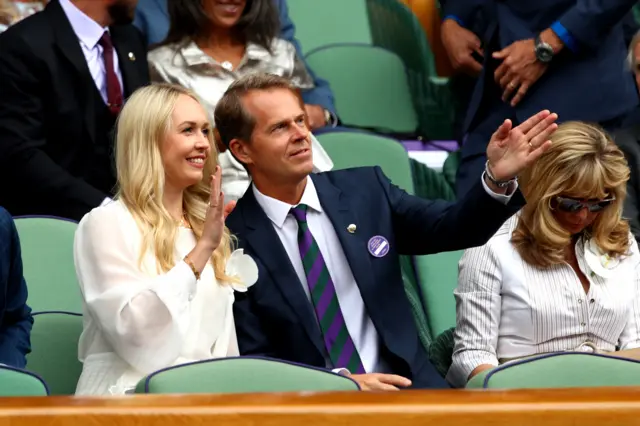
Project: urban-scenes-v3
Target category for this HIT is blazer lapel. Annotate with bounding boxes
[239,189,326,356]
[46,0,97,143]
[110,26,146,97]
[312,174,386,328]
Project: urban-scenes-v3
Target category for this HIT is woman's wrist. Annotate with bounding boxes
[186,240,217,276]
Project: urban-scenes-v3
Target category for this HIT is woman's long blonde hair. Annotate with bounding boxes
[512,121,630,268]
[115,83,235,281]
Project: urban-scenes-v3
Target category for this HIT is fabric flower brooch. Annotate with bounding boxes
[225,249,259,292]
[583,239,624,279]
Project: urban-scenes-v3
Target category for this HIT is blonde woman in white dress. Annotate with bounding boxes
[73,83,257,396]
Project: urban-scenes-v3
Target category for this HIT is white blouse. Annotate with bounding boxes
[148,39,333,202]
[73,200,244,396]
[447,216,640,388]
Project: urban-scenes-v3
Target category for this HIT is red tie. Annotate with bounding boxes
[98,32,124,115]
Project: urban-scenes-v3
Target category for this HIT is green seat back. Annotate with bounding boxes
[306,44,418,135]
[410,158,455,201]
[317,131,414,193]
[135,357,360,394]
[13,217,82,313]
[316,132,431,351]
[0,366,48,396]
[287,0,372,55]
[442,150,461,190]
[365,0,454,139]
[26,312,83,395]
[476,353,640,389]
[414,250,463,338]
[429,327,455,378]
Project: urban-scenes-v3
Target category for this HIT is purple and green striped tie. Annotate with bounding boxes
[290,204,365,374]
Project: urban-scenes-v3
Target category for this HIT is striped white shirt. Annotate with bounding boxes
[447,216,640,387]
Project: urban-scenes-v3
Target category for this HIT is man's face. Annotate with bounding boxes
[107,0,137,25]
[229,88,314,186]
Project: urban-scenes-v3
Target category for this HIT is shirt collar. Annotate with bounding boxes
[252,176,323,228]
[179,39,272,68]
[59,0,108,50]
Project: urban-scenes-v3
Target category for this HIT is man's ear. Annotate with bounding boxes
[229,138,253,165]
[214,129,227,152]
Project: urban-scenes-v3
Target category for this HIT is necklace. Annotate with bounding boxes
[177,211,191,229]
[220,60,233,71]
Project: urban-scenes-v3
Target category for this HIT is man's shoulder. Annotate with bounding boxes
[0,11,51,50]
[315,166,383,189]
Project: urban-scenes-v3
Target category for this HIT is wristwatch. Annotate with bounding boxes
[534,33,554,63]
[483,161,517,188]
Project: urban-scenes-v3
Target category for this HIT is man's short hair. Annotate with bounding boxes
[214,73,301,147]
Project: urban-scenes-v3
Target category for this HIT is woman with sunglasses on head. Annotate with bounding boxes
[447,121,640,388]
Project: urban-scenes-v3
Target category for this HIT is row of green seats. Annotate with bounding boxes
[288,0,454,140]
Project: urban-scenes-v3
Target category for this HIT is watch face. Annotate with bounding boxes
[536,44,554,63]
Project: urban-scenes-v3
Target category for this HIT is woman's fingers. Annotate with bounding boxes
[209,166,222,208]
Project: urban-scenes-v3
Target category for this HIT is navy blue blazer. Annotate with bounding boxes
[444,0,640,134]
[0,208,33,368]
[227,167,525,388]
[133,0,337,113]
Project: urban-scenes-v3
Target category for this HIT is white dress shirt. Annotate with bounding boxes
[253,178,385,373]
[73,200,238,396]
[252,175,514,373]
[148,39,333,202]
[447,216,640,387]
[59,0,124,104]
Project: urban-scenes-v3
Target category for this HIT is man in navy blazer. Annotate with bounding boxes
[133,0,337,122]
[219,73,557,390]
[0,208,33,368]
[444,0,640,197]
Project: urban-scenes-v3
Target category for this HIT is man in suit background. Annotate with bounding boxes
[0,0,149,221]
[219,73,557,390]
[0,207,32,368]
[445,0,640,197]
[133,0,338,129]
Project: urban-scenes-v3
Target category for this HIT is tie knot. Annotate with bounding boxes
[290,204,308,223]
[98,32,114,50]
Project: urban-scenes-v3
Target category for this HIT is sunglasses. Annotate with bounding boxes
[554,196,615,213]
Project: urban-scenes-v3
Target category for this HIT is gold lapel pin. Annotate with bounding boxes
[128,52,136,61]
[347,224,356,234]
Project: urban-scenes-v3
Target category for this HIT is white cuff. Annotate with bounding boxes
[332,368,350,376]
[481,174,518,205]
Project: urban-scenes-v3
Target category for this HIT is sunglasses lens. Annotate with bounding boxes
[556,197,613,213]
[589,200,612,212]
[557,199,582,212]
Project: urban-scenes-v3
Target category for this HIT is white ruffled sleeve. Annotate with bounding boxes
[74,205,197,374]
